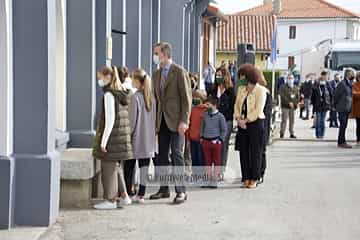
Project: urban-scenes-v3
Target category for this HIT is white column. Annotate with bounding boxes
[55,0,67,132]
[0,0,13,157]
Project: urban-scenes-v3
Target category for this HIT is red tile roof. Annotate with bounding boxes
[235,0,360,19]
[216,15,275,52]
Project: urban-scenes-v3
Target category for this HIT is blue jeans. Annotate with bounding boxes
[315,111,326,138]
[205,82,212,95]
[338,112,349,144]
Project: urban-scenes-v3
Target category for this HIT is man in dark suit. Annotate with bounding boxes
[327,73,341,128]
[334,69,354,148]
[150,42,192,204]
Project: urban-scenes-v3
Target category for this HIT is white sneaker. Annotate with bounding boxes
[133,195,145,204]
[94,200,117,210]
[118,196,132,207]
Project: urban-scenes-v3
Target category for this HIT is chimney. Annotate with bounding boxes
[263,0,272,4]
[273,0,282,15]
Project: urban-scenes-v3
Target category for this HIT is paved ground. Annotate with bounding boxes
[54,139,360,240]
[2,117,359,240]
[0,227,47,240]
[278,112,357,141]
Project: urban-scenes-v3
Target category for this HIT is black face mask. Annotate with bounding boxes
[215,77,224,85]
[349,76,355,81]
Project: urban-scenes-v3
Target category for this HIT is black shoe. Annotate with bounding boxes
[173,193,188,204]
[208,184,218,189]
[290,135,297,139]
[280,133,284,139]
[149,191,170,200]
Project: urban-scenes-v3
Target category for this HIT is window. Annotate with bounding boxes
[288,56,295,69]
[289,26,296,39]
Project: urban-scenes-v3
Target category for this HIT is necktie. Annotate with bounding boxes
[160,70,166,93]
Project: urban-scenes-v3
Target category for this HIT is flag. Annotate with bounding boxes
[270,22,277,64]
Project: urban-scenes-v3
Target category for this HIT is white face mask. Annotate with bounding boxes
[320,80,326,85]
[153,54,160,65]
[287,79,294,88]
[98,79,108,87]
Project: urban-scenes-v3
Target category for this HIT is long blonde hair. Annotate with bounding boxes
[132,69,153,112]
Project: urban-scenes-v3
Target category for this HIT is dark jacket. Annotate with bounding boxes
[93,86,133,162]
[311,83,331,112]
[211,85,235,121]
[300,81,313,99]
[279,84,300,109]
[327,79,340,110]
[328,79,340,96]
[334,79,353,113]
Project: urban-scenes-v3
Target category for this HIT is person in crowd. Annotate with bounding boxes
[123,69,157,204]
[212,67,235,175]
[200,96,227,188]
[150,42,192,204]
[279,74,300,139]
[257,71,272,184]
[276,72,287,96]
[310,77,320,129]
[311,71,331,139]
[300,74,314,120]
[118,66,138,195]
[334,69,355,148]
[220,60,226,68]
[184,73,200,175]
[188,90,208,180]
[118,66,137,93]
[234,64,267,189]
[203,62,215,95]
[92,66,133,209]
[228,60,237,85]
[299,94,305,119]
[350,72,360,146]
[328,73,341,128]
[190,72,200,91]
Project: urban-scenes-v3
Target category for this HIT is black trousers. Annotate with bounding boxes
[338,112,349,145]
[330,110,338,127]
[154,119,186,194]
[357,118,360,142]
[262,109,272,178]
[238,119,265,181]
[124,158,151,196]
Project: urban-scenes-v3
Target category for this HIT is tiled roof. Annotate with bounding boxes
[216,15,275,52]
[235,0,360,19]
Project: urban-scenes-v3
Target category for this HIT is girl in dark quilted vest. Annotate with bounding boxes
[93,66,134,210]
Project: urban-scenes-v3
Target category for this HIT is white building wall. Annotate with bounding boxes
[275,19,350,71]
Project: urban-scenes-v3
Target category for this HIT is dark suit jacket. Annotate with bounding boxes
[334,79,353,113]
[152,63,192,132]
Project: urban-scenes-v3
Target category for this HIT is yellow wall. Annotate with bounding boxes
[216,51,268,70]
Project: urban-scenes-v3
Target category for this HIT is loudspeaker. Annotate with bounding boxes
[237,43,256,65]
